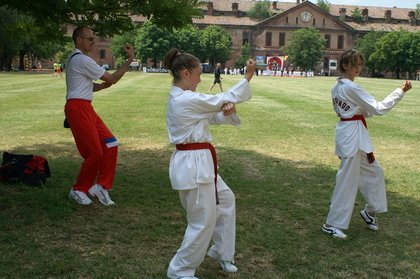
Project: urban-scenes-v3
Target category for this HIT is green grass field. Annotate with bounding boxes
[0,72,419,279]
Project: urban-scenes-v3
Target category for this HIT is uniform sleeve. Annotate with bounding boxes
[187,78,252,120]
[346,84,404,116]
[209,111,241,126]
[80,56,106,81]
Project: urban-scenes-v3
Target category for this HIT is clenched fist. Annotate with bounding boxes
[124,43,135,60]
[221,102,236,116]
[245,59,256,82]
[401,80,412,92]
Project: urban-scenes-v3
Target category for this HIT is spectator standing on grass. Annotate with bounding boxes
[53,62,63,77]
[209,62,223,92]
[322,49,412,239]
[65,26,134,206]
[164,48,255,279]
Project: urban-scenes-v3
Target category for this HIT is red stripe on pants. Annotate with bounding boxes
[176,143,219,204]
[340,115,375,163]
[65,99,118,192]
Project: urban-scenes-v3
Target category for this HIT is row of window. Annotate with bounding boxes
[257,32,344,49]
[284,16,326,25]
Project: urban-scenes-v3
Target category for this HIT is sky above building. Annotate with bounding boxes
[272,0,419,9]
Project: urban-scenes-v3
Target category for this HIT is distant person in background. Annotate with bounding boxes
[209,63,223,92]
[322,49,412,239]
[53,62,63,77]
[65,26,134,206]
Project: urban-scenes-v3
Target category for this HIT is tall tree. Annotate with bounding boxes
[402,31,420,77]
[247,0,272,20]
[56,42,75,68]
[235,42,251,68]
[173,26,204,61]
[285,28,324,72]
[0,6,21,70]
[200,25,232,66]
[0,6,66,71]
[0,0,205,36]
[370,30,419,79]
[355,30,386,76]
[317,0,331,13]
[110,29,138,68]
[408,32,420,76]
[135,22,174,67]
[15,14,68,70]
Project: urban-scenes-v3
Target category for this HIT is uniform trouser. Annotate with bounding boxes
[167,175,236,279]
[65,99,118,192]
[326,150,387,230]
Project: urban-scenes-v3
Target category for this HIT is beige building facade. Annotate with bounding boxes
[195,0,419,74]
[80,0,418,75]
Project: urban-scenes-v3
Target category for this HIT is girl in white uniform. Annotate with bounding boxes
[322,49,412,239]
[164,48,255,279]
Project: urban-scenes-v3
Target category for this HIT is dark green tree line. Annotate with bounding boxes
[0,0,204,36]
[357,29,419,79]
[355,31,386,76]
[0,6,66,70]
[0,0,204,70]
[113,23,232,68]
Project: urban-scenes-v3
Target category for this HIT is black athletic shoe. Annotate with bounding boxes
[360,210,378,231]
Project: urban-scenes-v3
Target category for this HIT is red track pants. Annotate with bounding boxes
[65,99,118,192]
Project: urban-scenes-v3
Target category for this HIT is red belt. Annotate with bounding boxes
[340,115,375,164]
[176,143,219,204]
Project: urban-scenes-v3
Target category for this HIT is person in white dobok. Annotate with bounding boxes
[322,49,412,239]
[164,48,255,279]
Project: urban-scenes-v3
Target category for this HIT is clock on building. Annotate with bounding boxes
[300,11,312,22]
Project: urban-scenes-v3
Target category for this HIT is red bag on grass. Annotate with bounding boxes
[0,152,51,186]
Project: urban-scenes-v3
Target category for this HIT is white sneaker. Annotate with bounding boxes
[69,189,92,205]
[175,277,199,279]
[322,224,347,239]
[88,184,115,206]
[219,261,238,273]
[360,210,379,231]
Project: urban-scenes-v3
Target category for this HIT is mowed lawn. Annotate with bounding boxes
[0,71,419,279]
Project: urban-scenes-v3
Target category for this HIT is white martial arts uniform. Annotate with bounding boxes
[326,78,405,229]
[166,79,252,279]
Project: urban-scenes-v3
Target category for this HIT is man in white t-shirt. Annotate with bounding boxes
[65,26,134,206]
